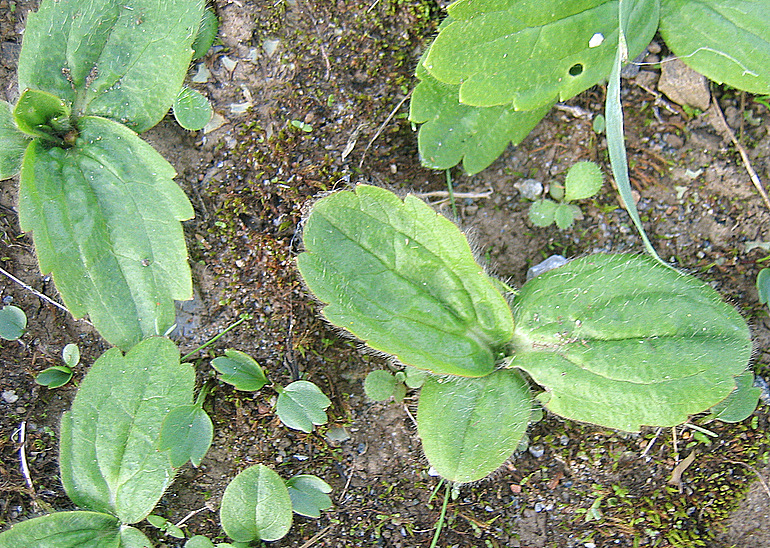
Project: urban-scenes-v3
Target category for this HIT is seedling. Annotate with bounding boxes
[528,160,604,229]
[0,0,219,351]
[35,342,79,389]
[298,185,755,484]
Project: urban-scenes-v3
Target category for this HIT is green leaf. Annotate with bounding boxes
[659,0,770,95]
[757,268,770,305]
[417,369,531,483]
[564,161,603,202]
[297,184,514,377]
[364,370,397,401]
[286,475,333,519]
[173,86,212,131]
[192,9,219,60]
[35,366,73,388]
[13,89,72,142]
[275,381,331,433]
[708,371,761,423]
[220,464,293,543]
[186,536,216,548]
[528,199,557,227]
[0,511,153,548]
[159,404,214,467]
[19,116,194,350]
[0,100,31,179]
[404,365,429,389]
[59,337,194,524]
[17,0,206,132]
[554,203,580,230]
[409,72,551,174]
[211,349,268,391]
[422,0,659,109]
[509,254,752,432]
[0,305,27,340]
[62,343,81,367]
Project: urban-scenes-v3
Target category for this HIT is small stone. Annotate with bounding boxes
[2,390,18,403]
[528,444,545,458]
[514,178,543,201]
[658,56,711,111]
[648,41,662,54]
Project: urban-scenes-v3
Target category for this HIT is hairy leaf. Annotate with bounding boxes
[192,8,219,60]
[173,87,212,131]
[18,0,205,132]
[422,0,659,109]
[564,161,603,202]
[13,89,71,142]
[19,116,193,350]
[0,511,152,548]
[275,381,332,433]
[59,337,194,524]
[298,184,514,377]
[0,101,31,179]
[409,73,550,174]
[510,254,752,431]
[220,464,293,543]
[417,369,531,483]
[660,0,770,95]
[364,370,398,401]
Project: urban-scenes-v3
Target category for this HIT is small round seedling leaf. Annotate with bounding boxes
[186,535,217,548]
[147,515,167,529]
[174,87,213,131]
[192,9,219,60]
[159,405,214,468]
[286,475,333,518]
[0,305,26,340]
[275,381,332,433]
[528,199,557,227]
[220,464,293,542]
[708,371,761,423]
[212,349,268,391]
[62,343,80,368]
[564,161,603,202]
[592,113,606,134]
[364,370,397,401]
[35,366,73,388]
[757,268,770,305]
[404,365,428,389]
[554,203,579,230]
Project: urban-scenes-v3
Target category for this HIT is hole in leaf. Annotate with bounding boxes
[569,63,583,76]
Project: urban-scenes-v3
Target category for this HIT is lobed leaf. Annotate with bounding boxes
[286,475,333,518]
[509,254,752,431]
[59,337,194,524]
[660,0,770,95]
[409,72,551,174]
[0,100,31,179]
[18,0,205,132]
[220,464,293,543]
[297,184,514,377]
[275,381,332,433]
[421,0,659,109]
[19,116,194,350]
[417,369,531,483]
[0,511,152,548]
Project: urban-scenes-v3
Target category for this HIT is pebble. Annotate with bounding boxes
[658,56,711,110]
[528,444,545,458]
[2,390,18,403]
[514,178,543,201]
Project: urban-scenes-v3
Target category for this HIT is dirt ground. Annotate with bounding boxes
[2,1,770,547]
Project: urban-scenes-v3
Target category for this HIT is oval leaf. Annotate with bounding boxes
[564,161,603,202]
[0,510,135,548]
[275,381,331,433]
[286,475,333,518]
[510,254,752,431]
[708,371,761,423]
[422,0,659,109]
[417,369,532,483]
[528,199,557,227]
[159,404,214,468]
[660,0,770,95]
[220,464,293,543]
[173,87,213,131]
[192,9,219,60]
[0,305,27,340]
[364,370,397,401]
[19,116,194,351]
[59,337,194,524]
[62,343,81,368]
[35,366,73,389]
[186,536,217,548]
[211,349,268,391]
[757,268,770,305]
[297,184,514,377]
[13,89,71,141]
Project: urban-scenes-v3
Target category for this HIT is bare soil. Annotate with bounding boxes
[2,1,770,547]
